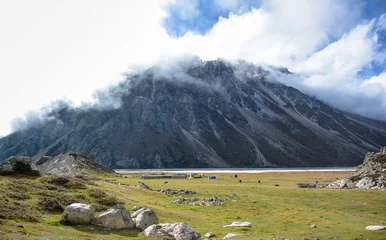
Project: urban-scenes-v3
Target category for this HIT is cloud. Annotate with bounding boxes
[0,0,385,136]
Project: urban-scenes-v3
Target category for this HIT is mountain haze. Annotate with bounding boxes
[1,59,386,168]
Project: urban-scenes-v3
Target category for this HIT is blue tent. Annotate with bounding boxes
[208,176,216,179]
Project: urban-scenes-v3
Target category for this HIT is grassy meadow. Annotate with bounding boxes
[0,171,385,240]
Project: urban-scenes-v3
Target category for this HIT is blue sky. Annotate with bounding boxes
[0,0,385,136]
[163,0,386,78]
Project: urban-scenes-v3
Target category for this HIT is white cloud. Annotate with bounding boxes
[0,0,385,136]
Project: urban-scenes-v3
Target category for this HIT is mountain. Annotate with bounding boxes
[1,59,386,168]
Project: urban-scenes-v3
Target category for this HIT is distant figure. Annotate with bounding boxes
[239,179,242,183]
[234,174,238,178]
[275,184,279,187]
[164,181,168,184]
[258,180,261,183]
[315,181,319,184]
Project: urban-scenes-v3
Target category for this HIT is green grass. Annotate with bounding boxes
[0,171,385,239]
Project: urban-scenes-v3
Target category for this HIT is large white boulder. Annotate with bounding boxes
[92,204,135,229]
[144,222,201,240]
[132,207,159,230]
[60,203,95,224]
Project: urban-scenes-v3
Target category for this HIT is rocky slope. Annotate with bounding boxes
[37,151,113,177]
[0,59,386,168]
[328,147,386,189]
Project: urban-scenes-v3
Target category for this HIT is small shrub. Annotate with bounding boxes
[57,193,88,206]
[38,196,63,212]
[6,191,31,200]
[88,188,107,198]
[12,161,32,174]
[0,197,41,222]
[41,176,86,190]
[96,195,123,207]
[42,176,70,186]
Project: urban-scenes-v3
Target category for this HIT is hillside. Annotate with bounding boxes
[0,59,386,168]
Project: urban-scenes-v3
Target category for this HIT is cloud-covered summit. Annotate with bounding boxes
[0,0,385,136]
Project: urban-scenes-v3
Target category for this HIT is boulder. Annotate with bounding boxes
[131,207,159,230]
[223,233,238,239]
[132,206,141,211]
[0,156,41,176]
[144,222,201,240]
[355,177,375,189]
[60,203,95,224]
[366,225,386,230]
[223,222,251,228]
[205,232,215,238]
[92,204,135,229]
[327,179,348,189]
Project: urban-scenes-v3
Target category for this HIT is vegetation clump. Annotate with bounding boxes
[88,188,123,207]
[0,196,41,222]
[40,176,87,189]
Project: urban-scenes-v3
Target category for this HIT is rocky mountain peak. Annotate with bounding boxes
[0,59,386,168]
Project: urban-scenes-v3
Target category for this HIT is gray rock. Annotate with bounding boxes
[132,206,141,211]
[310,224,316,228]
[0,156,41,176]
[92,204,135,229]
[366,225,386,230]
[60,203,95,225]
[327,179,348,189]
[132,207,159,230]
[355,177,375,189]
[205,232,215,238]
[144,222,201,240]
[38,151,111,177]
[223,233,238,239]
[223,222,251,228]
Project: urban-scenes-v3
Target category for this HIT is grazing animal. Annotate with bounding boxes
[239,180,242,183]
[164,181,168,184]
[275,184,279,187]
[258,180,261,183]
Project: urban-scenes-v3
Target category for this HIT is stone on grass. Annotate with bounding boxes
[132,206,141,211]
[223,222,251,228]
[366,225,386,230]
[144,222,201,240]
[131,207,159,230]
[310,224,316,228]
[205,232,215,238]
[92,204,135,229]
[223,233,238,239]
[60,203,95,224]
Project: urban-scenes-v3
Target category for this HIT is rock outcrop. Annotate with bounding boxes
[60,203,95,225]
[92,204,135,229]
[37,151,112,177]
[327,147,386,190]
[144,222,201,240]
[0,156,41,176]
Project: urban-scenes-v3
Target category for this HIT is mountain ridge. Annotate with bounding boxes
[1,59,386,168]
